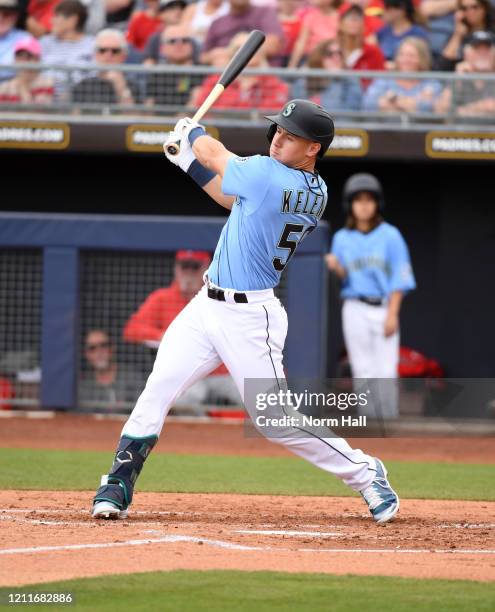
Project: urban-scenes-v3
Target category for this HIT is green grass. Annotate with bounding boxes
[0,448,493,500]
[1,571,494,611]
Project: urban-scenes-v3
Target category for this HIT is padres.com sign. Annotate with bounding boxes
[126,124,219,152]
[325,128,369,157]
[0,121,69,149]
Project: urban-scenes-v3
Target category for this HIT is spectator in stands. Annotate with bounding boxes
[275,0,303,66]
[288,0,341,68]
[291,37,362,110]
[0,0,29,80]
[351,0,385,37]
[123,250,241,407]
[377,0,428,64]
[72,28,138,106]
[141,0,186,63]
[0,36,54,103]
[40,1,93,65]
[363,36,442,112]
[105,0,136,32]
[126,0,162,51]
[79,328,145,413]
[145,23,201,107]
[419,0,457,64]
[193,30,289,109]
[180,0,229,47]
[435,30,495,116]
[201,0,284,65]
[437,0,494,70]
[338,2,385,85]
[26,0,59,38]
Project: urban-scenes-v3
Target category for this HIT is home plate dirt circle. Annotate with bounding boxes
[1,491,494,586]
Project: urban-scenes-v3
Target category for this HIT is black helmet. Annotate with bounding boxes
[343,173,384,213]
[265,99,335,158]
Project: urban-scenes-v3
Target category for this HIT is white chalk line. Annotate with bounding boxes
[235,530,341,537]
[0,535,262,555]
[1,535,494,557]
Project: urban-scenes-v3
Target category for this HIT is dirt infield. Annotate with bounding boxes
[1,491,494,586]
[1,414,494,586]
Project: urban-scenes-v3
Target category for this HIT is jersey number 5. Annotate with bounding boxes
[272,223,315,272]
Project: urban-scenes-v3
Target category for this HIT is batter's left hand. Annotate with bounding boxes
[384,312,399,337]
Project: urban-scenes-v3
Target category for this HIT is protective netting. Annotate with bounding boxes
[0,249,42,409]
[78,249,287,414]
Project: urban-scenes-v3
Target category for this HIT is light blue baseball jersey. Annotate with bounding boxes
[207,155,328,291]
[331,222,416,299]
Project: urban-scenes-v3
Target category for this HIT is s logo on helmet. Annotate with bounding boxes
[282,103,296,117]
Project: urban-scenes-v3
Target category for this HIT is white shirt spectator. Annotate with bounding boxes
[40,33,94,96]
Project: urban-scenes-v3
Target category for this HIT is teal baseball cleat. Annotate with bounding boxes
[360,458,399,524]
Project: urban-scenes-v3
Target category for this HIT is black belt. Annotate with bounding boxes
[358,296,385,306]
[207,287,248,304]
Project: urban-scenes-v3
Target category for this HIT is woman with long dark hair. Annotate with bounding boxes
[438,0,495,69]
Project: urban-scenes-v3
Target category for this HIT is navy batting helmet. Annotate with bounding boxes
[343,173,385,213]
[265,99,335,158]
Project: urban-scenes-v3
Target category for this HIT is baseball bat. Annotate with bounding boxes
[166,29,266,156]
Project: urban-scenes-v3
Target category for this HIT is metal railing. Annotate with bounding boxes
[1,63,495,128]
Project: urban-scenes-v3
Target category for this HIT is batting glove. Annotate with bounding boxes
[163,130,195,172]
[174,117,204,134]
[175,117,207,146]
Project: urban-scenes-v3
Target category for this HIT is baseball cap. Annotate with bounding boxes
[14,37,42,58]
[466,30,495,47]
[0,0,20,9]
[159,0,186,11]
[339,2,364,18]
[175,250,210,263]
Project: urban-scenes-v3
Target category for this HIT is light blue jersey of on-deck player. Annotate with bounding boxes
[331,222,416,299]
[207,155,328,291]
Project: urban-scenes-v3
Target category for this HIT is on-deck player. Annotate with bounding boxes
[92,99,400,525]
[326,174,416,419]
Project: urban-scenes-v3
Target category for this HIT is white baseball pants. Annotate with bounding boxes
[342,299,400,418]
[122,285,377,491]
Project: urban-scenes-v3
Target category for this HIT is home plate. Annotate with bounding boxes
[234,530,341,537]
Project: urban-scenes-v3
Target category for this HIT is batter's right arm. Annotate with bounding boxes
[164,125,235,210]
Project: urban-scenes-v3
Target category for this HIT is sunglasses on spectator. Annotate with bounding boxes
[15,50,38,60]
[324,48,343,57]
[460,3,481,9]
[86,341,111,351]
[177,261,202,271]
[97,47,124,55]
[163,37,192,45]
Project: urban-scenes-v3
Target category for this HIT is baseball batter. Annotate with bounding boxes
[327,174,416,418]
[92,100,399,524]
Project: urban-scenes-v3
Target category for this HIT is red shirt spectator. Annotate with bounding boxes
[195,72,289,108]
[126,2,163,51]
[123,251,229,376]
[339,3,385,87]
[349,41,385,70]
